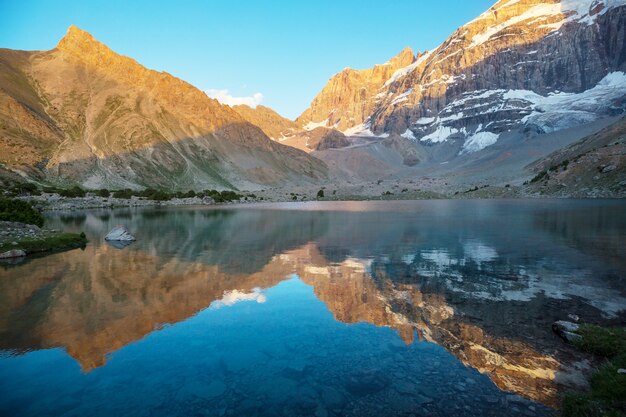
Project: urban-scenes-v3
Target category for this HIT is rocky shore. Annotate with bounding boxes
[0,221,87,260]
[21,193,215,211]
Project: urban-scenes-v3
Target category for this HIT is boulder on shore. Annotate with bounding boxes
[105,225,136,242]
[0,249,27,259]
[552,320,583,343]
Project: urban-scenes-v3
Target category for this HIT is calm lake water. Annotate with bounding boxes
[1,200,625,417]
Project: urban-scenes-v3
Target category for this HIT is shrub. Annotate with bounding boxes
[10,182,40,196]
[112,189,134,199]
[0,198,44,227]
[143,189,171,201]
[42,186,63,194]
[59,186,86,198]
[95,189,110,198]
[317,189,324,198]
[220,190,241,201]
[530,170,548,183]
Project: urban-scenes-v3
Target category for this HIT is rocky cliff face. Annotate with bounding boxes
[0,26,327,190]
[232,104,300,140]
[297,48,415,131]
[299,0,626,157]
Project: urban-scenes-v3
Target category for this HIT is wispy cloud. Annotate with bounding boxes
[205,89,263,107]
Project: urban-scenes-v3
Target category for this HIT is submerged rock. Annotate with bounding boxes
[105,225,136,242]
[552,320,582,343]
[346,370,390,396]
[0,249,26,259]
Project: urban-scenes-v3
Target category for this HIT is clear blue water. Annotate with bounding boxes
[1,200,625,417]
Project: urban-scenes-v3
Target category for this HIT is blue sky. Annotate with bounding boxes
[0,0,495,119]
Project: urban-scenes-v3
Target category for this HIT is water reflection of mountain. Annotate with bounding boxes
[2,200,625,407]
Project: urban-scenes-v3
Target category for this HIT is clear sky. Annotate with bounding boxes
[0,0,496,119]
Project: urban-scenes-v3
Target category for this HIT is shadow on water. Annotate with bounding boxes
[0,199,625,416]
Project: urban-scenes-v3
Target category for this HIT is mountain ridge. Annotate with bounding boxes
[0,26,327,190]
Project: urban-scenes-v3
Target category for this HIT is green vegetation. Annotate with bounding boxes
[59,186,86,198]
[317,189,324,198]
[574,325,626,360]
[2,182,41,197]
[530,160,569,185]
[561,324,626,417]
[42,186,63,194]
[0,198,44,227]
[463,185,490,193]
[0,232,88,255]
[531,170,549,183]
[112,189,134,199]
[138,188,171,201]
[95,189,110,198]
[2,182,250,205]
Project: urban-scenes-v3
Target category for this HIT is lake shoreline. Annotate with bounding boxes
[16,188,625,213]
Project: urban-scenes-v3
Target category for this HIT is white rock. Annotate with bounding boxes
[104,225,136,242]
[0,249,26,259]
[554,320,580,333]
[553,320,582,343]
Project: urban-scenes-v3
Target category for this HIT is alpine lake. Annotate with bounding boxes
[1,199,625,417]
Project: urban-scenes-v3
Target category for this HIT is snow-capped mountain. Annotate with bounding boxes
[299,0,626,154]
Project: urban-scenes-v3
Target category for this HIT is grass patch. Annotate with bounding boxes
[590,353,626,401]
[561,325,626,417]
[575,324,626,358]
[0,232,88,255]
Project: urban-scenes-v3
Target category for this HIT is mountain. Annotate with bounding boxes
[232,104,299,140]
[297,47,415,132]
[0,26,327,190]
[299,0,626,157]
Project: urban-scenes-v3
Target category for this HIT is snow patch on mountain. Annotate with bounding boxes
[304,119,329,130]
[411,71,625,152]
[514,71,626,132]
[461,131,500,153]
[401,129,416,140]
[420,125,463,143]
[344,122,390,138]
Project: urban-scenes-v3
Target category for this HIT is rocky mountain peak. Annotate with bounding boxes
[56,25,110,56]
[387,47,415,68]
[296,47,420,131]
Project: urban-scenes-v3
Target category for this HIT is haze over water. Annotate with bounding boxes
[1,200,625,417]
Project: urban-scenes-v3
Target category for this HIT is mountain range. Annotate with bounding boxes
[0,0,624,193]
